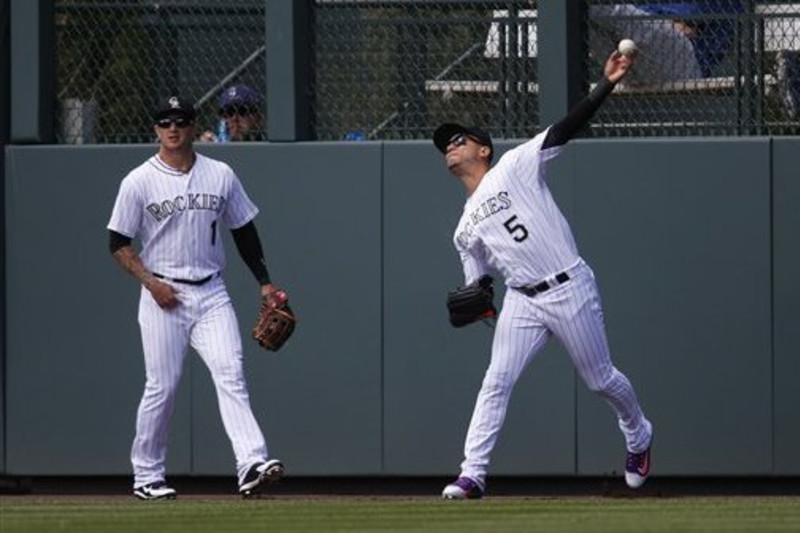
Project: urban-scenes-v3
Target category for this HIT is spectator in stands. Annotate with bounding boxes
[589,2,745,86]
[200,84,265,142]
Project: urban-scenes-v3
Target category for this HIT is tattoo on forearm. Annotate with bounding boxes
[113,245,154,287]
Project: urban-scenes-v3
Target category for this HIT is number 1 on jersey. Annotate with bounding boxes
[211,220,217,245]
[503,215,529,242]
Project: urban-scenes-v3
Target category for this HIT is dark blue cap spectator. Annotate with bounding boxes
[219,85,259,111]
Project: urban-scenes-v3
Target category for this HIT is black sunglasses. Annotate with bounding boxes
[220,105,256,118]
[449,133,481,148]
[449,133,468,147]
[155,117,192,128]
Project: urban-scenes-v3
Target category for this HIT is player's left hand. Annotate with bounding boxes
[446,275,497,328]
[260,283,282,300]
[605,50,635,84]
[253,286,296,351]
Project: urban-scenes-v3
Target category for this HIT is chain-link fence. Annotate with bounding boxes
[53,0,800,143]
[588,0,800,136]
[55,0,266,144]
[311,0,538,141]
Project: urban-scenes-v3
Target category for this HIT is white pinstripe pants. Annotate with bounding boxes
[131,277,269,487]
[459,261,652,487]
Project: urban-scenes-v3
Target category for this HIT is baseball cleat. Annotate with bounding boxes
[442,476,484,500]
[239,459,285,498]
[624,444,652,489]
[133,481,177,500]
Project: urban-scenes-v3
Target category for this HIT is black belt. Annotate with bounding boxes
[152,272,217,286]
[516,271,570,297]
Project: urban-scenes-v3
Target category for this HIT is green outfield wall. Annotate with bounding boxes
[3,138,798,478]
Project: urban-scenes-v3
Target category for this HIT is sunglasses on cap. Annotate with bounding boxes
[220,105,256,118]
[155,117,193,128]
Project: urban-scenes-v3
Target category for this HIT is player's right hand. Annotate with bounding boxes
[147,279,180,309]
[605,50,635,84]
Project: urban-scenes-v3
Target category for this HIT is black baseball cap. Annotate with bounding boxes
[154,96,197,123]
[433,123,493,157]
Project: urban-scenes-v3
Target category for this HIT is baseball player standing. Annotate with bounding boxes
[107,96,285,500]
[434,49,653,499]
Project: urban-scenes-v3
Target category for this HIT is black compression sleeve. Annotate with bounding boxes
[109,230,132,254]
[231,221,272,286]
[543,77,616,149]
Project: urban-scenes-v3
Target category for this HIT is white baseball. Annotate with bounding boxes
[617,39,638,56]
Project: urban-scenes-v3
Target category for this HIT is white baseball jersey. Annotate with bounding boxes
[453,128,580,287]
[108,153,258,280]
[448,129,653,491]
[108,152,272,489]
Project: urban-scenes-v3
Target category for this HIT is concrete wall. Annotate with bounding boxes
[3,138,798,477]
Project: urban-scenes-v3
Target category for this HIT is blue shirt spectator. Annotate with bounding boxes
[641,1,745,76]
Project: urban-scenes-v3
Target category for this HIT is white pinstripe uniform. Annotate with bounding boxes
[452,128,652,488]
[108,153,271,488]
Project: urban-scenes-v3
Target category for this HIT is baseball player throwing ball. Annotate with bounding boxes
[107,96,285,500]
[434,49,653,500]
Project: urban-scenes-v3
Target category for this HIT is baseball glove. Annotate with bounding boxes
[252,290,296,351]
[446,275,497,328]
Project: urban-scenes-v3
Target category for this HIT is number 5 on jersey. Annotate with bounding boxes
[504,215,529,242]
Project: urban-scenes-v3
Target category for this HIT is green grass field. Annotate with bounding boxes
[2,496,799,533]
